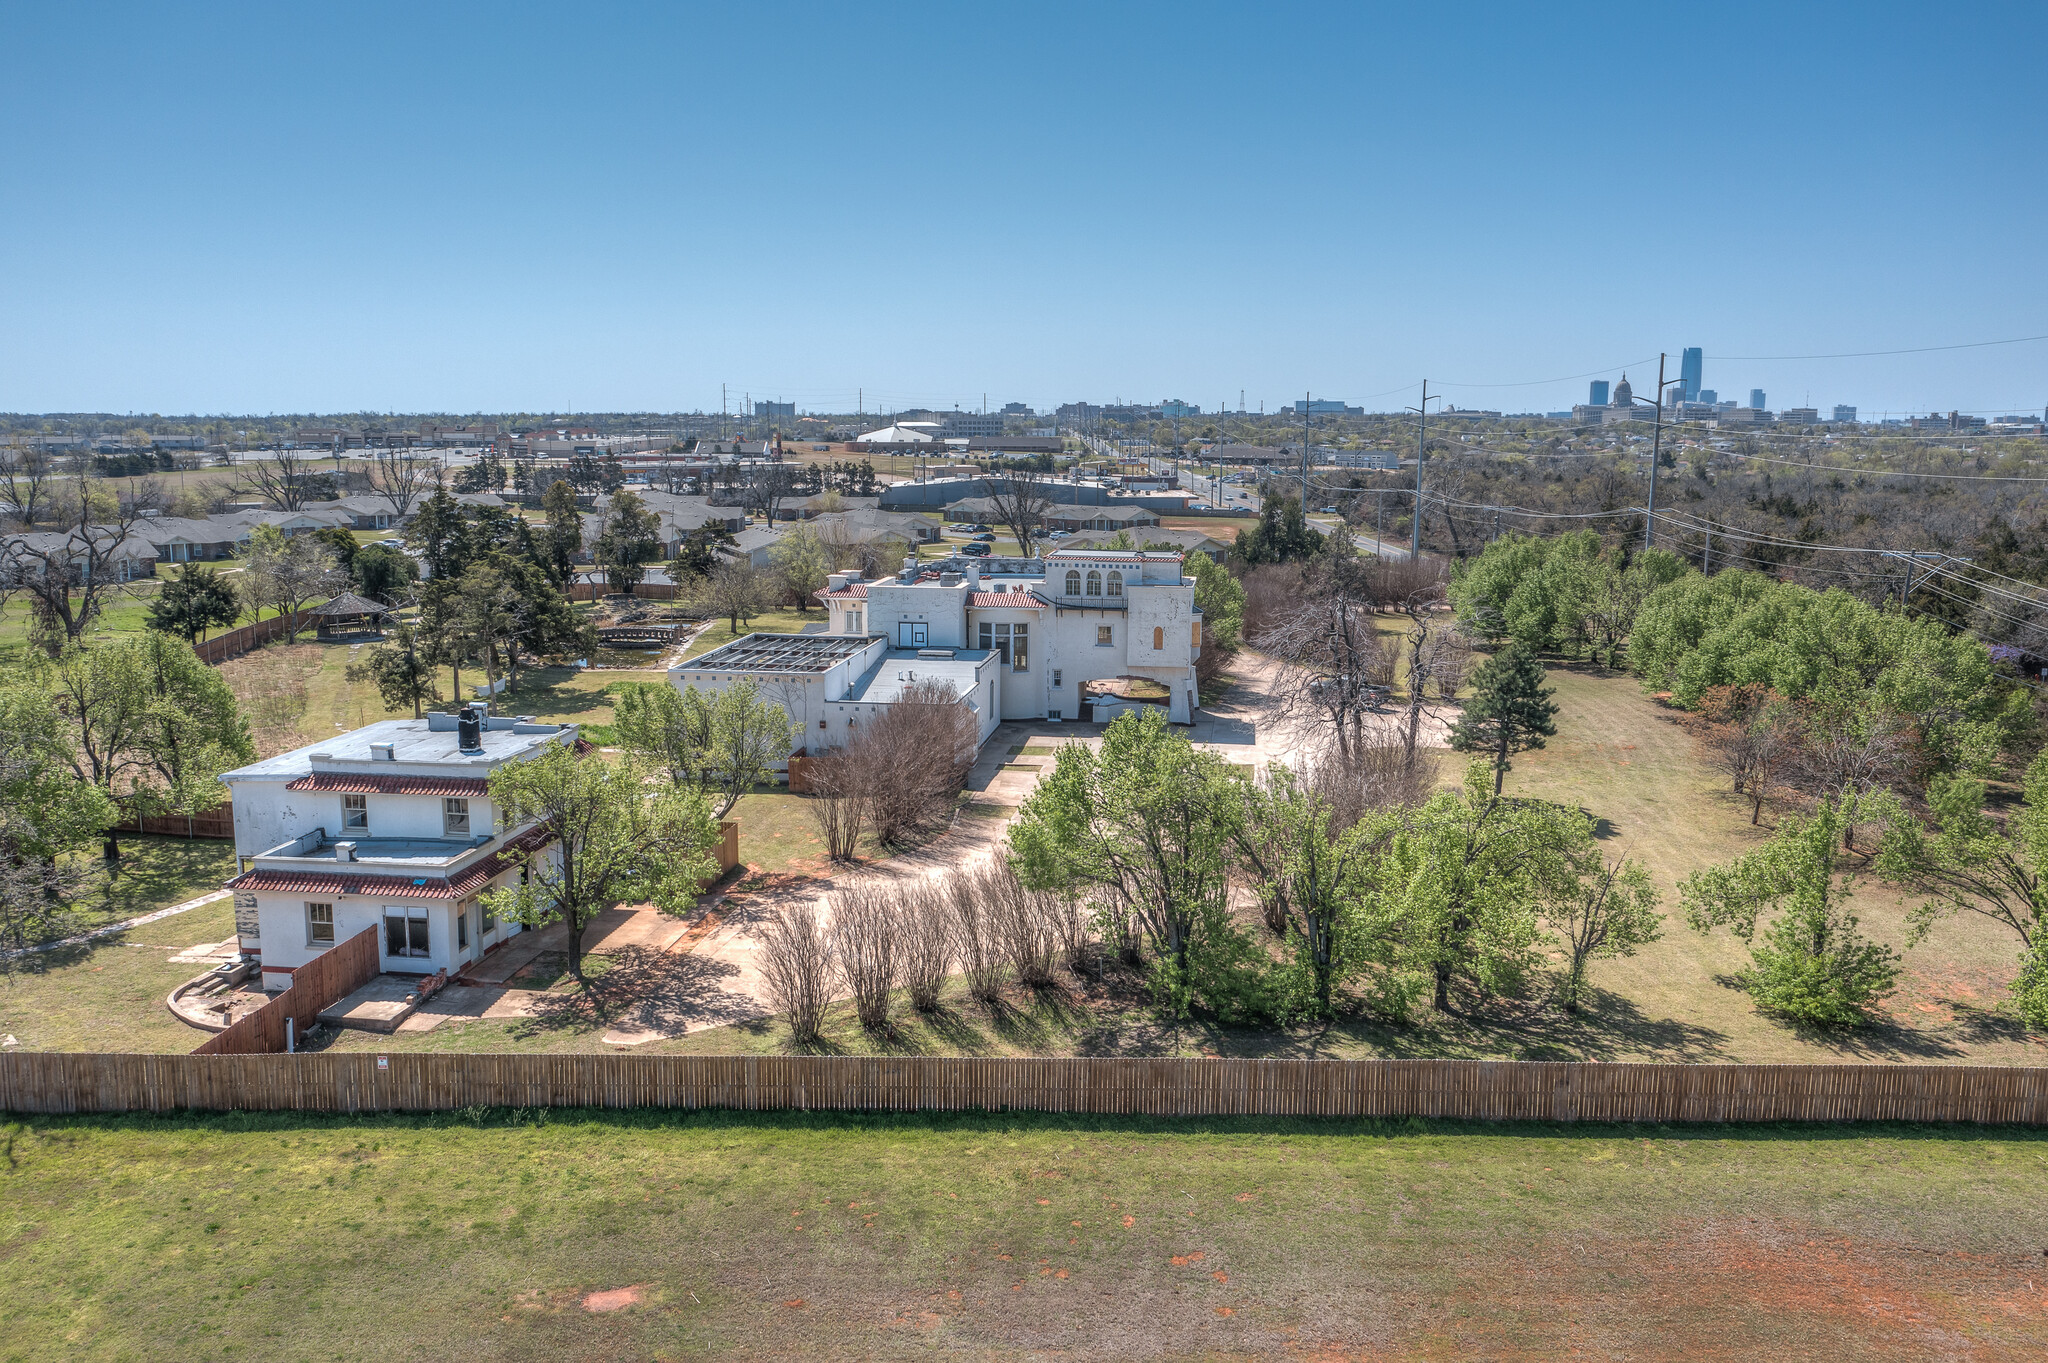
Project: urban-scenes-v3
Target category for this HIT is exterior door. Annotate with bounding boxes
[896,622,927,647]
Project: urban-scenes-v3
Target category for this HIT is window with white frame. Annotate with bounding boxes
[341,793,368,831]
[1011,623,1028,671]
[1064,569,1081,595]
[443,798,470,835]
[306,902,334,946]
[1106,570,1123,597]
[1052,668,1063,688]
[1085,570,1102,597]
[1097,625,1113,646]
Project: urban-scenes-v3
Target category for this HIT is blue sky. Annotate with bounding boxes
[3,1,2044,418]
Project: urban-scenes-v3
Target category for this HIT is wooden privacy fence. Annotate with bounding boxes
[192,927,379,1056]
[195,610,315,664]
[109,800,233,840]
[5,1055,2045,1124]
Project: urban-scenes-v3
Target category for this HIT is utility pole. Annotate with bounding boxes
[1301,391,1310,508]
[1632,353,1682,552]
[1406,381,1438,558]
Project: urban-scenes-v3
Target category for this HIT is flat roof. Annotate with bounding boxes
[687,632,877,674]
[845,650,992,706]
[220,716,572,782]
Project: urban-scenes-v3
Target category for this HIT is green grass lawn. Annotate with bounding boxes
[2,1109,2041,1361]
[0,838,238,1054]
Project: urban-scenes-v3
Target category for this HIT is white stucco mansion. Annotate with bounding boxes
[668,548,1202,756]
[218,708,576,991]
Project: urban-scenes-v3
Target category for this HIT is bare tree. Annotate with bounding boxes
[1261,586,1399,759]
[1303,728,1437,835]
[370,446,435,521]
[984,469,1056,557]
[946,863,1009,1003]
[989,860,1059,988]
[1043,887,1095,976]
[234,447,326,511]
[830,882,901,1033]
[696,558,769,633]
[759,900,836,1044]
[1399,600,1468,776]
[236,525,345,641]
[1793,700,1910,848]
[853,678,977,846]
[898,878,957,1011]
[745,460,802,527]
[0,442,57,527]
[804,746,869,861]
[1697,685,1799,825]
[0,479,148,656]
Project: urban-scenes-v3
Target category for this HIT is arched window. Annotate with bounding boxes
[1106,571,1123,597]
[1065,569,1081,595]
[1153,626,1164,650]
[1085,570,1102,597]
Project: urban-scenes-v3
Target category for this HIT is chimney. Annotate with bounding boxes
[334,841,357,863]
[965,562,981,589]
[457,705,483,754]
[827,572,850,592]
[369,742,395,762]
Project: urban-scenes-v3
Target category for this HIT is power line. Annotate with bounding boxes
[1710,332,2048,361]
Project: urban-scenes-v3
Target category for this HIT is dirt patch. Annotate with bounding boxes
[581,1284,646,1312]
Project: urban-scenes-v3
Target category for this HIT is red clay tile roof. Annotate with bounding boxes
[815,582,871,600]
[968,591,1047,609]
[284,773,491,796]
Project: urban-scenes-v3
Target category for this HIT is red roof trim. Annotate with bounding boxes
[228,826,556,902]
[284,773,490,796]
[968,591,1047,609]
[815,582,870,600]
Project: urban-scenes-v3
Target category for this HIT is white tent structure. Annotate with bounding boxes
[856,423,939,443]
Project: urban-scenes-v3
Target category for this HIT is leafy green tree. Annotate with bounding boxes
[594,490,662,591]
[1235,765,1394,1020]
[144,566,241,642]
[1875,754,2048,1029]
[1682,798,1901,1027]
[540,479,583,584]
[349,542,417,601]
[613,680,795,817]
[1232,496,1325,567]
[403,485,466,582]
[482,745,720,985]
[1449,642,1559,794]
[1550,853,1661,1013]
[347,617,441,718]
[0,686,118,866]
[1370,761,1585,1013]
[237,522,344,640]
[670,521,738,582]
[43,634,254,865]
[1010,709,1245,1016]
[769,522,831,611]
[308,525,359,575]
[1177,549,1245,653]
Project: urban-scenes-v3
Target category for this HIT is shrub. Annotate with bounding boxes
[829,883,900,1034]
[760,901,836,1044]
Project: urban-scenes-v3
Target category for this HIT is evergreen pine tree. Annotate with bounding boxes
[1449,641,1559,794]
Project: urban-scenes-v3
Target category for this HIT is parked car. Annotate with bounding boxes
[1320,506,1340,514]
[377,538,405,547]
[961,541,992,557]
[969,523,992,532]
[1047,530,1070,539]
[972,532,996,542]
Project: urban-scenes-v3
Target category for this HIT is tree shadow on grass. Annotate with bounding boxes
[505,944,764,1041]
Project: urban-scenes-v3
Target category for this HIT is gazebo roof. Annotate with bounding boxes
[311,591,391,618]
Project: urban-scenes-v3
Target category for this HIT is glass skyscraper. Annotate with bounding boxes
[1588,380,1610,406]
[1679,347,1703,402]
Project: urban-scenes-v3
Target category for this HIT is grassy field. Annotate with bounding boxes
[0,839,238,1054]
[1,1109,2041,1361]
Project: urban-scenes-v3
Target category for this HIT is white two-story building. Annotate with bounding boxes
[218,708,577,991]
[667,548,1201,757]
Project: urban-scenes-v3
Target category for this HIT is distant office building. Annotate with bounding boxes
[1831,405,1857,423]
[1546,411,1572,419]
[1159,399,1200,417]
[753,400,796,417]
[941,412,1004,438]
[1779,408,1820,425]
[1327,449,1401,469]
[1679,348,1703,402]
[1570,404,1609,423]
[1588,380,1610,407]
[1698,389,1717,405]
[1000,402,1033,416]
[1292,399,1364,416]
[1749,389,1766,410]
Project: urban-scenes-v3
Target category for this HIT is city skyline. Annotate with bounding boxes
[2,2,2044,417]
